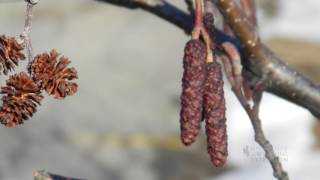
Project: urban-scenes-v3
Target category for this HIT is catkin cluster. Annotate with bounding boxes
[0,35,78,127]
[180,12,228,167]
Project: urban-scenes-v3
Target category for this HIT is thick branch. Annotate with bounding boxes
[262,47,320,118]
[212,0,320,118]
[96,0,192,33]
[96,0,236,44]
[184,0,194,17]
[96,0,320,118]
[240,0,257,26]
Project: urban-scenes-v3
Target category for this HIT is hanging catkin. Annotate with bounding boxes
[203,62,228,167]
[180,39,207,146]
[203,12,228,167]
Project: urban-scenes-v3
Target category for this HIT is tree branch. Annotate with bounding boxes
[96,0,192,33]
[96,0,320,118]
[240,0,257,26]
[211,0,320,118]
[184,0,194,18]
[33,170,84,180]
[221,42,289,180]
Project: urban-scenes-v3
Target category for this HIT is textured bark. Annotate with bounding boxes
[180,40,207,146]
[203,12,215,46]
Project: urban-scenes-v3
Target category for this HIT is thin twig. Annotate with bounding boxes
[20,0,39,73]
[191,0,213,63]
[240,91,289,180]
[191,0,204,39]
[221,42,289,180]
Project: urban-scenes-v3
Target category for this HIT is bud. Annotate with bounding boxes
[203,12,215,44]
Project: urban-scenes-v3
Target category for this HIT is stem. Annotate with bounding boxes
[20,0,39,74]
[21,3,34,62]
[202,27,213,63]
[191,0,204,39]
[221,43,289,180]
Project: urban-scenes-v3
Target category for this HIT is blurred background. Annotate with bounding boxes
[0,0,319,179]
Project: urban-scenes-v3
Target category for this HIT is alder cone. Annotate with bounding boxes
[0,72,43,127]
[180,40,207,146]
[0,35,25,75]
[31,49,78,99]
[203,62,228,167]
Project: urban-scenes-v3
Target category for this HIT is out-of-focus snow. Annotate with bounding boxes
[260,0,320,41]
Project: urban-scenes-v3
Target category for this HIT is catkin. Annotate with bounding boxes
[180,39,207,146]
[203,62,228,167]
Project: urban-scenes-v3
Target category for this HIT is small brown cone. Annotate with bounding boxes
[0,72,43,127]
[203,62,228,167]
[180,40,207,146]
[0,35,25,75]
[31,49,78,99]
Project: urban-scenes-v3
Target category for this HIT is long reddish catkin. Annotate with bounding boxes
[203,12,228,167]
[203,62,228,167]
[180,39,207,146]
